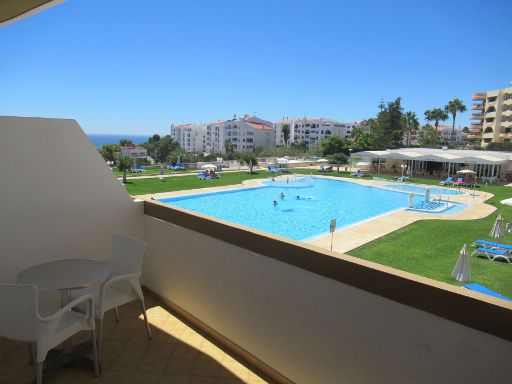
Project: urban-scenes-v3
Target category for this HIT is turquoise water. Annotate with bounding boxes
[385,184,462,195]
[158,178,467,241]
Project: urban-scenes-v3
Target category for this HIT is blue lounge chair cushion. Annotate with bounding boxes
[474,240,512,250]
[464,283,512,302]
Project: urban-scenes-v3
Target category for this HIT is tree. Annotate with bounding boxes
[418,124,440,146]
[119,139,134,147]
[99,143,120,162]
[307,141,323,156]
[142,135,180,163]
[350,128,373,149]
[281,124,291,146]
[402,111,419,147]
[462,126,470,133]
[333,153,348,172]
[116,155,132,184]
[148,134,160,143]
[240,153,258,174]
[224,139,235,154]
[424,108,448,131]
[370,97,404,149]
[444,98,467,145]
[320,135,348,155]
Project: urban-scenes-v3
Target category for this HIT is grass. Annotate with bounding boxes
[126,167,512,297]
[113,167,196,177]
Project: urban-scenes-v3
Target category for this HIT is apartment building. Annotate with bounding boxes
[274,117,359,146]
[170,123,207,153]
[468,85,512,147]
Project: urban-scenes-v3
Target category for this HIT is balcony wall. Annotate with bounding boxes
[0,116,144,282]
[142,202,512,384]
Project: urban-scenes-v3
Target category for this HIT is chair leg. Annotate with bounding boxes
[27,343,34,365]
[97,318,103,363]
[91,329,100,376]
[140,300,152,339]
[114,307,120,322]
[36,361,43,384]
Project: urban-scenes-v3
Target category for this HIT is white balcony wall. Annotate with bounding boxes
[0,116,143,282]
[143,216,512,384]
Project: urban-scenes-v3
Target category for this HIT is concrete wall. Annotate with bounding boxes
[143,215,512,384]
[0,116,143,282]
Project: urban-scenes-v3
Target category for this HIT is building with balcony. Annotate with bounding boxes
[205,115,275,154]
[170,123,207,153]
[273,117,360,147]
[436,125,467,145]
[470,86,512,146]
[120,144,150,161]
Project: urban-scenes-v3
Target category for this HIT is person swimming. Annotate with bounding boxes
[273,200,278,207]
[280,192,285,199]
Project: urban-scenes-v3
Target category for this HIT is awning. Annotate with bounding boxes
[0,0,62,27]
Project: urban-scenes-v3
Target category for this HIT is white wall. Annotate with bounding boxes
[143,216,512,384]
[0,116,143,282]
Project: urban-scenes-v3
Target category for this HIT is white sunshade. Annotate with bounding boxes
[452,244,471,283]
[276,158,289,163]
[201,164,217,169]
[457,169,476,174]
[355,161,370,166]
[490,214,505,239]
[317,158,329,163]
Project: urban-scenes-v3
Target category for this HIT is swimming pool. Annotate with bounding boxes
[158,178,467,241]
[384,184,462,196]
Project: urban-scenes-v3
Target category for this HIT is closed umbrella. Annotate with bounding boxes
[452,244,471,283]
[490,214,504,240]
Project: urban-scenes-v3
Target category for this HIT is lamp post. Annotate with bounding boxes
[348,148,353,171]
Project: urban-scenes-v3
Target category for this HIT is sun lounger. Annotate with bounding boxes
[464,283,512,302]
[198,172,211,180]
[318,165,325,172]
[471,246,512,263]
[472,240,512,251]
[325,165,333,172]
[452,177,463,186]
[267,166,281,174]
[439,176,452,186]
[351,170,361,176]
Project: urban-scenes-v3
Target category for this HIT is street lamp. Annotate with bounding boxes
[348,148,353,170]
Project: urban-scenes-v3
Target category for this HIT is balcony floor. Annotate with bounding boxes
[0,295,269,384]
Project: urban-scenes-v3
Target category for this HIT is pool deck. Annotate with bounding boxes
[137,175,496,256]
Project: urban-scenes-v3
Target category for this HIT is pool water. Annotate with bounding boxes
[158,178,467,241]
[385,184,462,195]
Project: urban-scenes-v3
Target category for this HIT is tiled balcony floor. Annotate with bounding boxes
[0,294,269,384]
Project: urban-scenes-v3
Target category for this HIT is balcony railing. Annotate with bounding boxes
[470,124,483,129]
[470,114,484,120]
[471,104,485,110]
[472,93,486,100]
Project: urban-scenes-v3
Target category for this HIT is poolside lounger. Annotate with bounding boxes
[325,165,333,172]
[319,165,325,172]
[471,246,511,263]
[198,172,211,180]
[351,170,361,176]
[464,283,512,302]
[439,176,452,186]
[472,240,512,251]
[452,177,463,186]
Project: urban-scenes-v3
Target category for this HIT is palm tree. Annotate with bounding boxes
[402,111,419,147]
[418,124,440,146]
[444,98,467,145]
[224,139,235,154]
[424,108,448,131]
[116,155,132,184]
[281,124,290,146]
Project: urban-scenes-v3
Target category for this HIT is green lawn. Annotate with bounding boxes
[127,168,512,296]
[113,167,196,177]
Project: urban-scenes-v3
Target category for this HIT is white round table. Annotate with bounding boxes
[17,259,111,292]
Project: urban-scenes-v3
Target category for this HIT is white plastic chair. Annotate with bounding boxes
[72,233,151,359]
[0,284,99,384]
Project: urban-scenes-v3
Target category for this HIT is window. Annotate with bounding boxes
[246,138,253,143]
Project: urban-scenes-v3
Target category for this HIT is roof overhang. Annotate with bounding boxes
[0,0,62,27]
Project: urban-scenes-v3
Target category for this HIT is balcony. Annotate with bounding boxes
[471,104,485,110]
[470,114,484,120]
[485,111,497,118]
[466,133,482,140]
[470,124,483,129]
[472,92,486,100]
[2,116,512,384]
[499,133,512,139]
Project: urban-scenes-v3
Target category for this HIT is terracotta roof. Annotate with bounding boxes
[248,123,273,131]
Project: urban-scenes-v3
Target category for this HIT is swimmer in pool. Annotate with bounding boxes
[273,200,278,207]
[280,192,285,199]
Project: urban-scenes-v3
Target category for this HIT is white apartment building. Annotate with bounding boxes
[469,86,512,147]
[120,144,148,160]
[437,125,467,145]
[170,124,207,153]
[206,115,275,154]
[273,117,360,147]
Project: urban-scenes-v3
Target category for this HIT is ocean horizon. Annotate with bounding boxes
[87,133,150,148]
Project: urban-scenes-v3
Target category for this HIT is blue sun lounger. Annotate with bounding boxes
[472,240,512,251]
[439,176,452,186]
[464,283,512,302]
[471,246,512,263]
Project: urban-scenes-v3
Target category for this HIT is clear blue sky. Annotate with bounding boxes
[1,0,510,135]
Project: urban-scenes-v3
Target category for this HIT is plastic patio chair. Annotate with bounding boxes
[71,233,151,360]
[0,284,99,384]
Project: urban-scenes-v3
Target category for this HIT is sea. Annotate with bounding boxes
[87,134,150,148]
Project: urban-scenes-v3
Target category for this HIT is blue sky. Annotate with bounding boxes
[0,0,510,135]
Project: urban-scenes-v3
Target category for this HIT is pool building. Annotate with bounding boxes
[355,147,512,183]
